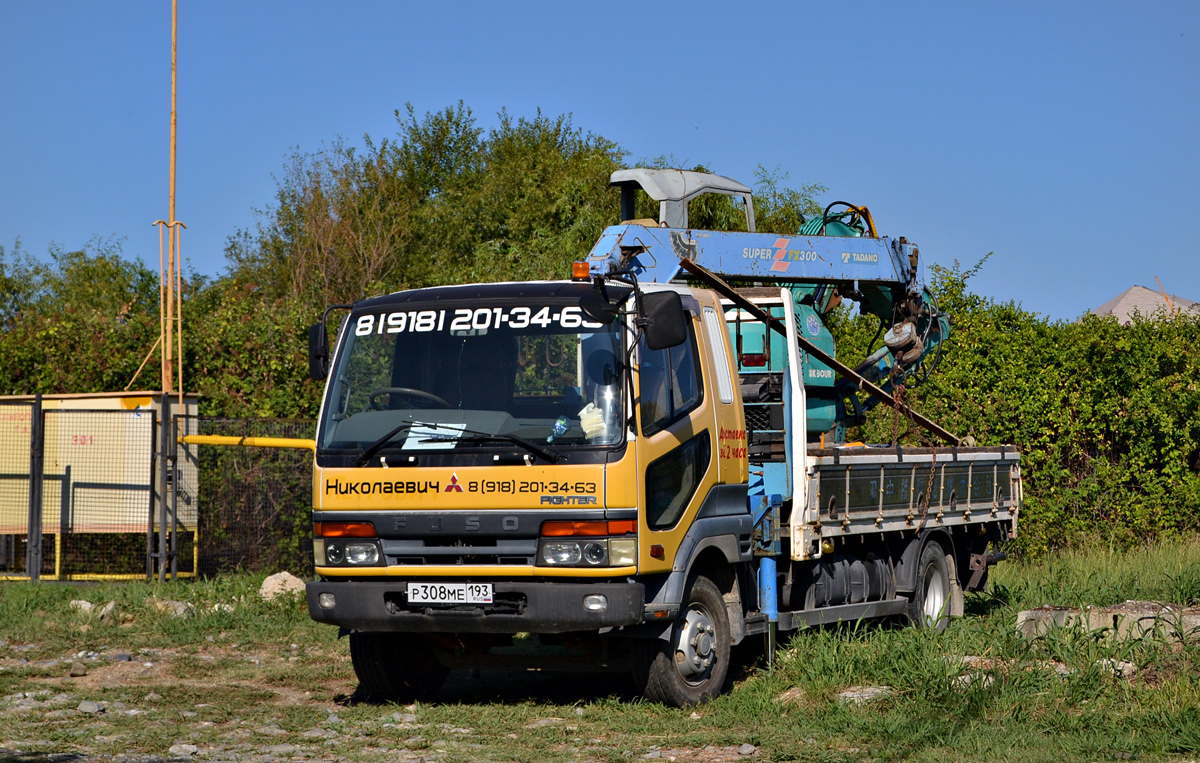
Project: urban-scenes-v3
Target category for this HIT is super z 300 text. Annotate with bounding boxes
[355,307,603,336]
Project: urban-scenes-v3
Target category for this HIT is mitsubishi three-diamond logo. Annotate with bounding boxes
[445,473,463,492]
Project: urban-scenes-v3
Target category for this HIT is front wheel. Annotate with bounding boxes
[906,541,952,630]
[633,575,731,706]
[349,632,448,703]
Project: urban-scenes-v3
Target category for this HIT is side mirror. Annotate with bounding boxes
[308,323,328,380]
[642,291,688,350]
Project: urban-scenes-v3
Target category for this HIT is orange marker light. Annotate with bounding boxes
[314,521,377,538]
[541,520,636,537]
[650,544,665,559]
[571,261,591,281]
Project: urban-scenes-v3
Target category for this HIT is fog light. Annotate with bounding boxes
[542,542,581,565]
[345,543,379,565]
[609,539,636,566]
[325,543,344,564]
[583,594,608,612]
[318,593,336,609]
[583,541,607,565]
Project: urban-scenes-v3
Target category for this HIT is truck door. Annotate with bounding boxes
[634,310,718,573]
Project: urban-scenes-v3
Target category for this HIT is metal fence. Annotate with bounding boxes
[0,398,314,581]
[177,416,315,577]
[0,398,165,579]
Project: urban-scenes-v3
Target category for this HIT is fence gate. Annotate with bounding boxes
[177,416,315,577]
[0,395,194,580]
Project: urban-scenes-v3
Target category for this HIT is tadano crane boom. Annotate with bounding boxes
[586,168,952,442]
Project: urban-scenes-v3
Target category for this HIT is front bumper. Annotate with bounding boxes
[306,579,645,634]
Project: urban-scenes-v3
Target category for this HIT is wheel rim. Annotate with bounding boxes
[674,605,717,682]
[922,561,946,626]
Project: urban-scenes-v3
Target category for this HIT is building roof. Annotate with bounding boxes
[1092,285,1199,325]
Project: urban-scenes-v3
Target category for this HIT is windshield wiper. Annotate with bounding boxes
[356,420,420,466]
[452,432,561,464]
[356,421,561,466]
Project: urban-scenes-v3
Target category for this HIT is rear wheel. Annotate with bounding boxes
[906,542,952,630]
[349,632,448,703]
[633,575,730,706]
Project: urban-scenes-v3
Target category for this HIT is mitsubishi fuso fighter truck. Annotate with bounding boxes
[304,168,1020,706]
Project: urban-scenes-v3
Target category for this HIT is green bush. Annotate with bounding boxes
[844,259,1200,553]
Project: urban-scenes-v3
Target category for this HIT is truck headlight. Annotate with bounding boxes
[582,541,607,565]
[542,542,582,565]
[537,538,636,567]
[608,539,636,565]
[326,543,345,564]
[345,543,380,565]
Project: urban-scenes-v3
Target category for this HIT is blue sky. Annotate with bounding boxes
[2,1,1196,320]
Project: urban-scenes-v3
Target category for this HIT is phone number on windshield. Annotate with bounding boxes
[355,306,604,336]
[469,480,597,495]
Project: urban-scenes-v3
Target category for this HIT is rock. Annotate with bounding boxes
[69,662,88,677]
[1039,660,1073,678]
[260,571,306,601]
[524,717,564,729]
[78,700,103,714]
[264,744,296,755]
[145,692,163,702]
[210,603,235,613]
[1017,601,1200,643]
[1095,659,1137,678]
[574,706,585,716]
[168,743,199,756]
[952,672,994,690]
[69,600,94,613]
[1015,605,1089,638]
[837,685,893,704]
[644,752,662,759]
[97,601,118,621]
[738,744,758,755]
[1180,611,1200,641]
[775,687,806,704]
[146,598,197,618]
[114,653,132,662]
[689,712,702,720]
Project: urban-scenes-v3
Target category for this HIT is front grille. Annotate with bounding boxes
[381,538,537,566]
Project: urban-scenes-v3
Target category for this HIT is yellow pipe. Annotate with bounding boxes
[179,434,316,451]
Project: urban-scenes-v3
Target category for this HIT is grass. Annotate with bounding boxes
[0,538,1196,762]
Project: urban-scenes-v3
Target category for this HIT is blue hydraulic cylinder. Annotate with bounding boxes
[758,556,778,623]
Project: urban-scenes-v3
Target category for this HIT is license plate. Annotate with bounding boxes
[407,582,493,605]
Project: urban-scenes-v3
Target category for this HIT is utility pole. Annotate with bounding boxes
[162,0,178,394]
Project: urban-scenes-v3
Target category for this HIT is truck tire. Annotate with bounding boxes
[906,541,952,631]
[349,631,448,703]
[633,575,730,706]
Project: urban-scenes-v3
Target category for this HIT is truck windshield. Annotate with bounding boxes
[318,301,626,456]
